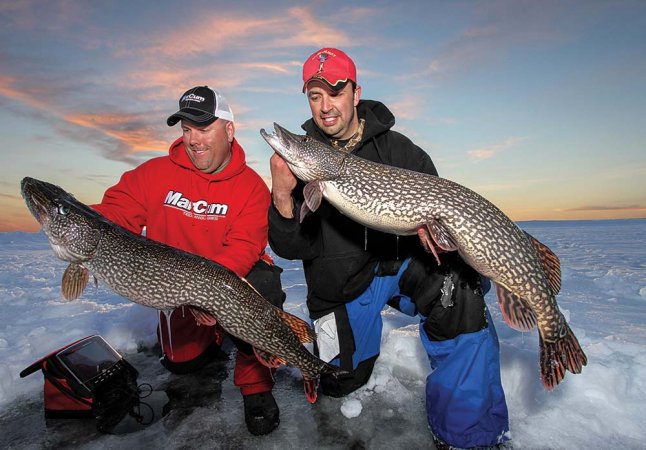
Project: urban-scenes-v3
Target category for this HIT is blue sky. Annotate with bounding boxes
[1,0,645,231]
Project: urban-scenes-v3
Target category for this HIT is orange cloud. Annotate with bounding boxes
[0,4,378,168]
[110,6,359,63]
[0,75,53,111]
[0,75,168,159]
[563,205,646,212]
[64,113,169,153]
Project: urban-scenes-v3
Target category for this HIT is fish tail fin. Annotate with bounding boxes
[539,325,588,390]
[303,377,318,403]
[302,362,349,403]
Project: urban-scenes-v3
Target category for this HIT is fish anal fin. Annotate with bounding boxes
[61,263,90,301]
[427,220,459,252]
[188,306,217,326]
[254,348,286,369]
[417,220,458,266]
[539,325,587,390]
[417,227,441,265]
[524,231,562,295]
[494,283,537,331]
[417,219,458,266]
[276,308,316,343]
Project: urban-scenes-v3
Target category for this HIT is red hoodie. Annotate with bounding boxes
[93,137,270,277]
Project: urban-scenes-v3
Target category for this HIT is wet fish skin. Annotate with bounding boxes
[20,176,340,402]
[261,123,587,390]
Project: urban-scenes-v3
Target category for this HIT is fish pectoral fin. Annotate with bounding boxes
[494,283,537,331]
[524,231,562,295]
[188,306,217,326]
[61,263,90,301]
[299,202,312,223]
[276,308,317,343]
[303,181,324,213]
[254,348,286,369]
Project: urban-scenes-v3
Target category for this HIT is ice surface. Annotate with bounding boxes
[0,219,645,449]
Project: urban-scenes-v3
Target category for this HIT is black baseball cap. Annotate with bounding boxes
[167,86,234,126]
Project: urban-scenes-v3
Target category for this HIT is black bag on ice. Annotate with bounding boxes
[20,335,139,419]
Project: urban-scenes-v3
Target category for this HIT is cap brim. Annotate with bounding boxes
[167,108,217,126]
[302,75,353,93]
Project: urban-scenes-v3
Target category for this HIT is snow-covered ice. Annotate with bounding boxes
[1,219,645,449]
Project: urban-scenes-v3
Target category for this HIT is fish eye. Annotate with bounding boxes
[56,204,70,215]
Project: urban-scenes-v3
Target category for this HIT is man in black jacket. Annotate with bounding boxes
[268,48,510,449]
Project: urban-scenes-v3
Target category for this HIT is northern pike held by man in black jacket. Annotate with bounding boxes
[261,123,587,390]
[21,176,342,403]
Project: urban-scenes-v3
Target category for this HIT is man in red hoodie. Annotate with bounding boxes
[92,86,283,436]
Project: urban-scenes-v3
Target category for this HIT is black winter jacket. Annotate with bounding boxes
[268,100,438,317]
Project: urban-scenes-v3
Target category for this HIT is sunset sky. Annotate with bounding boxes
[1,0,645,232]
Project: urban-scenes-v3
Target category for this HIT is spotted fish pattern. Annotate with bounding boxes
[261,123,587,390]
[21,177,340,402]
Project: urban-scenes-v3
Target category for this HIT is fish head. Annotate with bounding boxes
[260,123,344,181]
[21,177,102,263]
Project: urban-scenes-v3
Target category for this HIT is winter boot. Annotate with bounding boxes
[432,434,512,450]
[243,391,280,435]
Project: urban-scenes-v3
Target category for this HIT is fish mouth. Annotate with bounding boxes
[260,123,307,166]
[20,177,101,263]
[21,177,50,227]
[259,126,282,154]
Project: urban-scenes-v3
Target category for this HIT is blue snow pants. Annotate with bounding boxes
[331,258,509,448]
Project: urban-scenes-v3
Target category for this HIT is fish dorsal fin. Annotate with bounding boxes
[301,181,324,222]
[524,231,561,295]
[494,283,537,331]
[276,309,316,344]
[188,306,217,326]
[254,348,286,369]
[61,263,90,301]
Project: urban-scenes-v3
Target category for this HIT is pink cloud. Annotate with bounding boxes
[468,137,526,160]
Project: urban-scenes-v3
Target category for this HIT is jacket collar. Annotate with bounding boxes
[168,137,247,181]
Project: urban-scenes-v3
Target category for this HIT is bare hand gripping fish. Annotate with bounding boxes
[21,176,342,402]
[261,123,587,390]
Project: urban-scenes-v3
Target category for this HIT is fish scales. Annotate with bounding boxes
[90,228,314,372]
[261,123,587,390]
[21,177,340,402]
[332,157,559,331]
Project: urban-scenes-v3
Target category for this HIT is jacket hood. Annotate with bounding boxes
[301,99,395,143]
[168,137,247,181]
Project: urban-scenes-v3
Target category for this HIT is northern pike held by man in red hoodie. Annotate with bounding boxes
[21,176,342,403]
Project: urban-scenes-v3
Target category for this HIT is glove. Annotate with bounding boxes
[400,253,488,341]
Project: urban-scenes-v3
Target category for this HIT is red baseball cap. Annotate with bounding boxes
[302,48,357,93]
